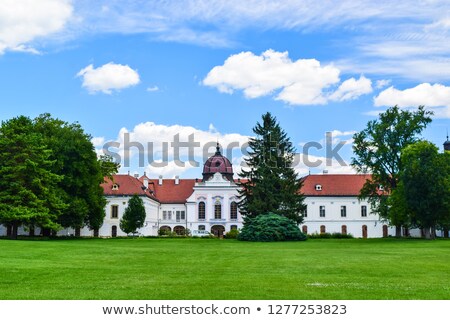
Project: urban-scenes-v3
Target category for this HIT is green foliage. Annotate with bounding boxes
[308,232,354,239]
[224,229,239,239]
[399,141,450,238]
[0,116,66,239]
[238,112,306,224]
[34,113,113,232]
[237,213,306,242]
[120,195,146,235]
[351,106,433,232]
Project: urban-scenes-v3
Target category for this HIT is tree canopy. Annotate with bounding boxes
[351,106,433,235]
[120,194,146,235]
[0,114,119,238]
[399,141,450,239]
[238,112,306,224]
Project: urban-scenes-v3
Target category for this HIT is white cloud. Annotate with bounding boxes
[203,50,375,105]
[76,62,140,94]
[376,79,391,89]
[146,86,159,92]
[96,121,250,178]
[203,50,341,105]
[374,83,450,118]
[329,76,373,101]
[0,0,73,54]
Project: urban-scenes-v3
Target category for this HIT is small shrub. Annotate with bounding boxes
[308,232,354,239]
[224,229,239,239]
[237,213,307,242]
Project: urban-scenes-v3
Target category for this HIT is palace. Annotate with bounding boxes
[2,139,449,238]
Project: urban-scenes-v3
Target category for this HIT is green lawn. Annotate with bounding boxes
[0,238,449,299]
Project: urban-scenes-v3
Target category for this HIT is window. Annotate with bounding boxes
[361,205,367,217]
[198,225,205,231]
[111,205,118,219]
[304,205,308,218]
[112,184,119,190]
[341,205,347,217]
[214,199,222,219]
[320,225,326,234]
[198,202,205,220]
[341,225,347,235]
[319,206,326,217]
[163,211,167,220]
[175,211,186,221]
[230,201,238,220]
[315,184,322,191]
[231,225,238,230]
[167,211,172,220]
[302,225,308,234]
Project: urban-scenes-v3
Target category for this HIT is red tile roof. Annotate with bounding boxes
[300,174,372,196]
[102,175,159,201]
[140,176,196,204]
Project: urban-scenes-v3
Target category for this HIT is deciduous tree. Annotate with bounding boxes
[351,106,433,236]
[120,194,146,235]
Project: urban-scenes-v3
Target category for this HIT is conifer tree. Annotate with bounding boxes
[120,194,146,235]
[238,112,306,224]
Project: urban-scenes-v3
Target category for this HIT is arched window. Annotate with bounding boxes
[198,201,205,220]
[214,199,222,219]
[320,225,326,234]
[230,201,238,220]
[111,225,117,237]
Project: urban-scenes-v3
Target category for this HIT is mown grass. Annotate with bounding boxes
[0,238,449,299]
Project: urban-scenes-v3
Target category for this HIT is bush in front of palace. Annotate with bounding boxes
[238,213,307,242]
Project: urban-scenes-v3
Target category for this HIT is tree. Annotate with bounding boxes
[120,194,146,235]
[237,213,307,242]
[238,112,306,224]
[400,141,450,239]
[0,116,65,239]
[34,114,117,235]
[351,106,433,236]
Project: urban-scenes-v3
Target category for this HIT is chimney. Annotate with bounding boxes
[158,175,163,185]
[143,177,148,189]
[175,176,179,185]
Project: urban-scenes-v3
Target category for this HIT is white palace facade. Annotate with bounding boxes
[6,142,445,238]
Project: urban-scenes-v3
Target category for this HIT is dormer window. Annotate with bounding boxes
[112,184,119,190]
[378,185,384,191]
[315,184,322,191]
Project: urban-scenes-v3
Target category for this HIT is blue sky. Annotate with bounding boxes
[0,0,449,178]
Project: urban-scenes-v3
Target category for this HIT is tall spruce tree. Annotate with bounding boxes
[238,112,305,224]
[120,194,146,235]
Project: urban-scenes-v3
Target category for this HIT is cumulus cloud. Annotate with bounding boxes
[0,0,73,54]
[96,122,250,178]
[203,50,375,105]
[329,75,373,101]
[374,83,450,118]
[203,50,341,105]
[76,62,140,94]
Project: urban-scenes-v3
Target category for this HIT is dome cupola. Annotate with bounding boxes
[202,143,233,181]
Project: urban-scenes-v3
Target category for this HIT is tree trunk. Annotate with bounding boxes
[10,223,18,240]
[42,228,51,237]
[431,227,436,240]
[75,227,81,237]
[29,226,35,237]
[423,227,431,239]
[395,225,402,237]
[444,228,449,238]
[93,229,99,237]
